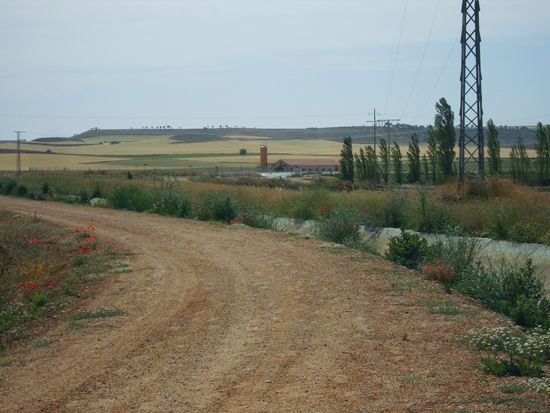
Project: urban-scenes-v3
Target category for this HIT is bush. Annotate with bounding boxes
[41,182,52,196]
[481,356,544,377]
[194,192,236,223]
[0,179,17,195]
[422,260,455,285]
[79,190,90,204]
[429,226,480,275]
[152,189,190,217]
[416,192,450,232]
[382,195,407,228]
[16,184,28,197]
[235,207,273,229]
[455,258,550,328]
[487,204,516,240]
[508,296,550,329]
[385,230,430,270]
[316,206,363,245]
[508,223,543,244]
[91,181,103,199]
[109,185,154,212]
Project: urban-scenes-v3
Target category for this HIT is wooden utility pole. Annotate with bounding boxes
[14,130,25,176]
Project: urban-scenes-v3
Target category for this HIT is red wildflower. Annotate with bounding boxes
[87,225,96,231]
[46,278,60,288]
[19,280,37,290]
[25,239,42,245]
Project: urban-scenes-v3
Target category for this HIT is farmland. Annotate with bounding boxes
[0,127,539,171]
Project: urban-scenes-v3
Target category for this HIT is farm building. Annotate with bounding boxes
[272,159,339,174]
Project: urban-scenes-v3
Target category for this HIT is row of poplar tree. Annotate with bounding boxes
[339,97,550,186]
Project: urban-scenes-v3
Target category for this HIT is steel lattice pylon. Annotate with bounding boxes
[459,0,484,183]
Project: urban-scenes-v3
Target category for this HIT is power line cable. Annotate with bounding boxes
[415,32,460,122]
[383,0,409,115]
[399,0,442,120]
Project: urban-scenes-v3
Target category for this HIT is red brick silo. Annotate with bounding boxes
[260,145,268,168]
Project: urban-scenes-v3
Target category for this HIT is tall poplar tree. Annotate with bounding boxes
[339,136,354,182]
[433,98,456,179]
[391,142,403,185]
[426,126,438,183]
[535,122,550,185]
[379,138,389,184]
[487,119,501,175]
[364,145,379,185]
[407,133,421,183]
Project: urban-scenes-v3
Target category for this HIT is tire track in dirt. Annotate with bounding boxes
[1,197,548,412]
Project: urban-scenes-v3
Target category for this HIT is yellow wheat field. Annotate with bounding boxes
[0,133,533,170]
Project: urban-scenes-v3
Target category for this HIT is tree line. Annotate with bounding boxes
[340,98,550,186]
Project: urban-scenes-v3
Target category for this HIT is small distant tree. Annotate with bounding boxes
[379,138,389,184]
[364,145,379,184]
[339,136,354,181]
[426,126,438,183]
[511,138,531,184]
[407,133,421,183]
[487,119,501,175]
[510,145,519,181]
[433,98,456,179]
[239,148,247,155]
[354,148,367,183]
[391,142,403,185]
[535,122,550,185]
[422,154,429,183]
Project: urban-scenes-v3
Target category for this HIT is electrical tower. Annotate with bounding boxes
[14,130,25,176]
[459,0,484,183]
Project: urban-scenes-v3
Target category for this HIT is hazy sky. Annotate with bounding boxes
[1,0,549,139]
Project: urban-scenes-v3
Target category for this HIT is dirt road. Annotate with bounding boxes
[0,198,547,412]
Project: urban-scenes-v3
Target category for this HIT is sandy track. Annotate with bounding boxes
[0,197,548,412]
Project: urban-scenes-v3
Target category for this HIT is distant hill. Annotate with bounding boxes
[54,125,539,148]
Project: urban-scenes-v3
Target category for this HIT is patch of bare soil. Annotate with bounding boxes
[0,197,548,412]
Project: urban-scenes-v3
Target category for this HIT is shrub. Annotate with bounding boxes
[422,260,455,285]
[79,190,90,204]
[508,223,543,244]
[235,207,273,229]
[41,182,52,196]
[481,356,544,377]
[194,192,236,223]
[16,184,28,197]
[382,195,407,228]
[508,296,550,329]
[455,258,550,328]
[0,179,17,195]
[127,171,133,180]
[91,181,103,199]
[416,191,450,232]
[454,262,503,309]
[316,205,363,245]
[152,189,190,217]
[429,226,480,275]
[385,230,430,270]
[487,204,516,240]
[109,185,154,212]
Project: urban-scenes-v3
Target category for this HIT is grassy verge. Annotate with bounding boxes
[2,171,550,245]
[0,209,120,350]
